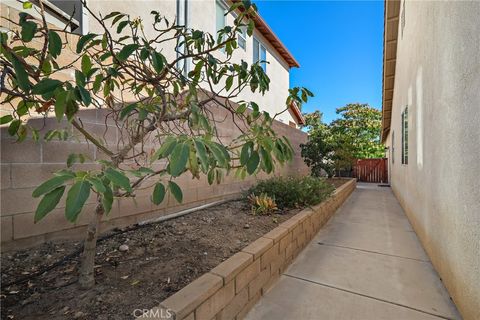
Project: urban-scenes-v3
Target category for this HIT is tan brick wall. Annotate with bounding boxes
[141,179,356,320]
[0,106,308,250]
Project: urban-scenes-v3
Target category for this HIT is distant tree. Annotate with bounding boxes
[330,103,384,159]
[300,111,335,177]
[301,104,384,177]
[0,0,312,288]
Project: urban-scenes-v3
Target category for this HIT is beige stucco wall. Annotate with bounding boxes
[384,1,480,319]
[87,0,295,126]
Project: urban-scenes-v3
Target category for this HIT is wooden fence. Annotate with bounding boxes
[353,158,388,183]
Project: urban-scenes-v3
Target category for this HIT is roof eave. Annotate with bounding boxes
[290,101,305,125]
[381,0,401,143]
[232,0,299,68]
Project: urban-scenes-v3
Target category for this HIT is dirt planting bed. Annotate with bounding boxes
[0,179,347,320]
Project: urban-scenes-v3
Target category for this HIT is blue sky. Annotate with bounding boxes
[255,1,384,123]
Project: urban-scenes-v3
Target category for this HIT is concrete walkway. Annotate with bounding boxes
[245,183,461,320]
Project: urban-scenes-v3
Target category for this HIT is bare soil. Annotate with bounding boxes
[0,179,346,320]
[1,200,300,320]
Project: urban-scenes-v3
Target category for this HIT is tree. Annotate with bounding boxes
[301,104,384,177]
[330,103,384,159]
[300,111,335,177]
[0,0,312,288]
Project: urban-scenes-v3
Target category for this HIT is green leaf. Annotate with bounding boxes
[76,33,97,54]
[151,51,164,73]
[236,103,247,114]
[66,153,85,167]
[240,141,253,166]
[207,169,215,185]
[65,180,91,222]
[247,19,255,36]
[21,21,37,42]
[119,103,137,119]
[31,79,62,95]
[129,167,155,177]
[191,60,204,80]
[151,136,176,162]
[75,70,86,87]
[34,186,65,223]
[67,153,77,167]
[41,59,52,74]
[168,181,183,203]
[0,115,13,125]
[23,1,33,9]
[116,20,129,33]
[260,147,273,173]
[54,90,67,121]
[246,150,260,174]
[102,11,121,21]
[207,142,229,168]
[169,143,189,177]
[54,169,76,179]
[152,183,166,205]
[105,167,132,192]
[102,184,113,214]
[77,86,91,106]
[8,119,21,136]
[16,101,29,116]
[32,175,72,198]
[111,14,126,26]
[48,30,62,58]
[81,55,92,74]
[117,43,139,61]
[11,54,30,91]
[225,75,233,91]
[139,48,149,61]
[87,176,106,193]
[194,140,208,172]
[92,74,103,93]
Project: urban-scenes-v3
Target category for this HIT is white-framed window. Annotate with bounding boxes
[6,0,86,34]
[216,0,227,34]
[237,27,246,50]
[391,131,395,164]
[401,107,408,165]
[50,1,86,34]
[176,0,189,75]
[253,37,267,72]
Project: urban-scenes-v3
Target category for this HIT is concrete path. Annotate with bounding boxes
[245,183,461,320]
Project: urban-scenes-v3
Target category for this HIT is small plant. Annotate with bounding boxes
[248,193,278,215]
[248,176,334,209]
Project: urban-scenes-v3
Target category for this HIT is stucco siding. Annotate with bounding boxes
[384,1,480,319]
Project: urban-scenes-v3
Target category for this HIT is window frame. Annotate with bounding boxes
[6,0,85,34]
[237,27,247,50]
[253,37,267,73]
[216,0,227,33]
[176,0,190,75]
[401,107,409,165]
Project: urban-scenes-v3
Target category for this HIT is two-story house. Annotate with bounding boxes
[2,0,304,127]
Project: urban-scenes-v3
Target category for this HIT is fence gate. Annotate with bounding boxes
[353,158,388,183]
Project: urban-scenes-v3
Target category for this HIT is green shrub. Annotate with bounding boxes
[248,176,334,209]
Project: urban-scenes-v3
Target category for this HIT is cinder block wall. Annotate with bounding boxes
[0,107,308,250]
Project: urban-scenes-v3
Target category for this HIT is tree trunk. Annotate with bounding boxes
[78,200,104,289]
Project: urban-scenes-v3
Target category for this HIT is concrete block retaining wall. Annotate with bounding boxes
[142,179,356,320]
